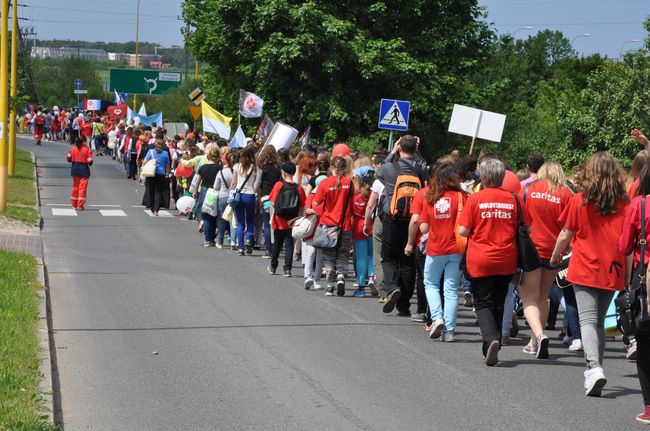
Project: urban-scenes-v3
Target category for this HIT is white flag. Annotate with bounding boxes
[239,89,264,118]
[229,126,246,149]
[138,103,147,116]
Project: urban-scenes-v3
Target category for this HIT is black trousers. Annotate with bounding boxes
[381,216,416,312]
[147,175,167,212]
[472,274,513,354]
[637,322,650,405]
[414,247,429,315]
[271,228,294,271]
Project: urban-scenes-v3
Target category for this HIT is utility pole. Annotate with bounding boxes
[133,0,140,111]
[8,0,18,176]
[0,0,10,211]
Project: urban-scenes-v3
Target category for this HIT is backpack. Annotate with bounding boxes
[389,161,422,219]
[274,182,300,220]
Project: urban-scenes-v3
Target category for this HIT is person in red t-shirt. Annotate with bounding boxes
[66,136,93,210]
[33,112,45,145]
[351,167,376,298]
[551,151,628,397]
[628,150,649,198]
[313,156,354,297]
[419,163,467,342]
[518,161,573,358]
[618,159,650,423]
[458,159,529,366]
[267,162,306,277]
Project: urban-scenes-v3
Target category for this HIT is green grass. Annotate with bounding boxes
[2,149,39,225]
[0,250,59,431]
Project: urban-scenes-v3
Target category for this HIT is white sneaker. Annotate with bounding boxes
[569,339,583,351]
[584,367,607,397]
[429,318,445,339]
[312,283,323,291]
[626,339,637,360]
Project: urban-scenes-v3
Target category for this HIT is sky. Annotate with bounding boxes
[19,0,650,58]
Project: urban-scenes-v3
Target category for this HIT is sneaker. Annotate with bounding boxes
[569,339,583,352]
[325,286,335,296]
[283,270,292,278]
[485,340,500,366]
[429,318,445,339]
[626,339,638,360]
[501,335,511,345]
[262,250,271,259]
[267,265,276,275]
[294,252,302,262]
[510,311,519,338]
[522,343,537,355]
[378,296,387,304]
[245,240,253,255]
[312,283,323,291]
[238,249,245,256]
[584,367,607,397]
[382,289,401,313]
[442,332,455,343]
[216,243,223,249]
[368,276,378,296]
[305,278,314,290]
[536,334,550,359]
[463,292,474,307]
[336,274,345,296]
[636,405,650,424]
[204,241,212,247]
[231,244,237,251]
[353,288,365,298]
[563,335,571,345]
[410,313,426,323]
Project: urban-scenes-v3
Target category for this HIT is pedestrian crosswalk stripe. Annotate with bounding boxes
[99,210,127,217]
[144,210,173,217]
[52,208,77,216]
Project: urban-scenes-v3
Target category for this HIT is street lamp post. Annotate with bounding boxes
[619,39,640,58]
[512,26,534,39]
[8,0,17,176]
[133,0,141,111]
[0,0,9,211]
[571,33,591,57]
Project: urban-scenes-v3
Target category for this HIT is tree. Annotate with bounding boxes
[31,58,103,108]
[183,0,493,156]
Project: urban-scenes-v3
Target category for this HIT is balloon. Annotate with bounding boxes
[501,170,521,193]
[176,196,196,213]
[174,163,193,178]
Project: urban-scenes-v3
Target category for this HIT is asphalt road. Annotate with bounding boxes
[21,136,646,430]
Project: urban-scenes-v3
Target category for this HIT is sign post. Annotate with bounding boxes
[74,79,84,105]
[378,98,410,151]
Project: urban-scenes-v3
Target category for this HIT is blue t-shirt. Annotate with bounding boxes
[145,149,170,175]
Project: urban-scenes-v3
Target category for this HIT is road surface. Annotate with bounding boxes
[21,137,644,430]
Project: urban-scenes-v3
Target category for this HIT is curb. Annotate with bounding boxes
[31,151,60,426]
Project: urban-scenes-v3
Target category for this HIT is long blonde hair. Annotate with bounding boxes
[574,152,628,215]
[536,161,567,192]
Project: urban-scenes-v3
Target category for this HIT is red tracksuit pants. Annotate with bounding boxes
[71,176,88,209]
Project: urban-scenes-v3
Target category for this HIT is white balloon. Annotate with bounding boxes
[176,196,196,213]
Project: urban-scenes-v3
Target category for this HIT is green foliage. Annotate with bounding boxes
[183,0,493,157]
[31,58,103,108]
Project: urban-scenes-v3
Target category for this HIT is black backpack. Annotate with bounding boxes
[275,182,300,219]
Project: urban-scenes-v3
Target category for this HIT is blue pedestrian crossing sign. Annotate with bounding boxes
[74,79,84,89]
[378,99,410,131]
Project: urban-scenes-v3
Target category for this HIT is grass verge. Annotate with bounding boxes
[2,149,39,225]
[0,250,58,431]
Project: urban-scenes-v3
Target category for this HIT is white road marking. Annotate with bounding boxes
[52,208,77,216]
[144,210,173,217]
[99,210,127,217]
[90,204,122,208]
[131,205,145,208]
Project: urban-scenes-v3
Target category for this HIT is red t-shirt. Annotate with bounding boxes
[560,193,627,291]
[618,194,650,265]
[410,188,428,247]
[629,179,640,198]
[82,122,93,137]
[352,193,372,240]
[313,176,354,232]
[459,187,529,278]
[269,181,306,230]
[520,181,573,259]
[67,145,93,164]
[420,190,467,256]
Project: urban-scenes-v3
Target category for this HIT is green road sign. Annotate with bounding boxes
[109,68,183,96]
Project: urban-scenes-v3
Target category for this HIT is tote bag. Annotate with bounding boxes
[141,150,157,178]
[201,188,219,217]
[313,188,350,250]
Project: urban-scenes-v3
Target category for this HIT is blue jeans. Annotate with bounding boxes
[501,279,518,336]
[563,284,581,340]
[354,237,374,287]
[263,210,272,251]
[423,254,462,333]
[217,197,232,246]
[235,193,256,249]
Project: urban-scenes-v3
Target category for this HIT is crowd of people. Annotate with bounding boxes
[52,110,650,424]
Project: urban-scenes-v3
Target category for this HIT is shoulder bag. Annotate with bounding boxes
[141,150,157,178]
[313,186,351,250]
[229,167,253,208]
[616,195,650,336]
[512,193,541,272]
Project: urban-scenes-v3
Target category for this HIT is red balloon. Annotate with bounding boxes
[501,170,521,193]
[175,163,194,178]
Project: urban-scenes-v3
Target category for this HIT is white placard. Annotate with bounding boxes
[266,122,298,151]
[448,104,507,143]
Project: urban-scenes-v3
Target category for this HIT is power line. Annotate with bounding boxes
[494,21,644,27]
[22,5,176,19]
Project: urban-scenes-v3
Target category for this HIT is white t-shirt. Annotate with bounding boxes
[234,164,256,195]
[371,179,385,197]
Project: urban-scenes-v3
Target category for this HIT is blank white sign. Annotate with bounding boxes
[448,104,507,143]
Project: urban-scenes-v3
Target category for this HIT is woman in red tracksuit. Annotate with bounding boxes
[67,136,93,211]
